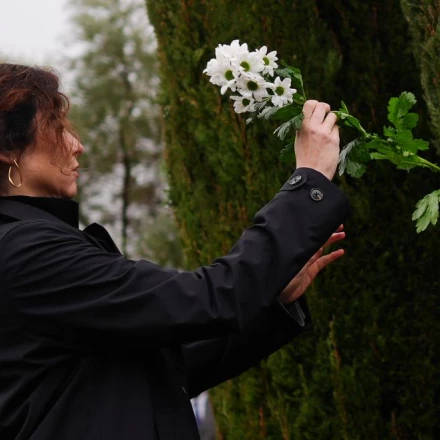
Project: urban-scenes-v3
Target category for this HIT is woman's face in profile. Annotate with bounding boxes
[17,131,85,199]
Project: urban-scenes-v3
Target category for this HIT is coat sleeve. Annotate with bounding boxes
[0,168,349,351]
[182,296,312,398]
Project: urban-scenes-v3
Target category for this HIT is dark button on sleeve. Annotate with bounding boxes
[289,175,302,185]
[280,170,308,191]
[310,188,324,201]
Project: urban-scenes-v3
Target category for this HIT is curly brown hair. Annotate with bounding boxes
[0,64,76,191]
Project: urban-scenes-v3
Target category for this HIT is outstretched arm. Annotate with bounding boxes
[182,231,345,397]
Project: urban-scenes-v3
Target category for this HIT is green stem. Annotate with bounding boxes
[417,157,440,173]
[292,96,305,106]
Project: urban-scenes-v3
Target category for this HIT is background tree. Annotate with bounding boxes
[401,0,440,151]
[146,0,440,438]
[67,0,182,260]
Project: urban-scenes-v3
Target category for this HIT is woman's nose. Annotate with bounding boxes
[74,142,85,157]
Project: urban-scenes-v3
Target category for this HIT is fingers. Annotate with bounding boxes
[331,123,340,142]
[315,249,345,272]
[323,231,346,249]
[302,100,318,120]
[322,111,338,132]
[307,248,323,266]
[296,100,341,180]
[309,102,331,125]
[302,100,338,130]
[309,227,345,267]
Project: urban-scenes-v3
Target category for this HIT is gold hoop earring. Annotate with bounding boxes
[8,159,22,188]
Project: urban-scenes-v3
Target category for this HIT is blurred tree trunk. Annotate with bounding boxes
[68,0,163,257]
[146,0,440,438]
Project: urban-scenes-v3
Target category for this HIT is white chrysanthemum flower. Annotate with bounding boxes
[270,77,296,107]
[215,40,249,60]
[237,72,271,102]
[231,95,256,114]
[255,46,278,76]
[233,51,265,75]
[204,58,240,94]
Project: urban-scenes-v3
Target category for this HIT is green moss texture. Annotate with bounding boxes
[146,1,440,438]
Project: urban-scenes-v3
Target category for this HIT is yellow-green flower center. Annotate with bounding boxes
[225,70,234,81]
[240,61,251,71]
[275,86,284,96]
[242,98,251,106]
[247,81,258,91]
[263,56,270,66]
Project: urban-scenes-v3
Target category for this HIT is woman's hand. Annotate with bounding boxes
[295,100,340,181]
[279,226,346,305]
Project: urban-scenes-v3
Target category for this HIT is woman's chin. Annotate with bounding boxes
[61,184,78,200]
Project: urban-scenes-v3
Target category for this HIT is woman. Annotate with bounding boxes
[0,64,349,440]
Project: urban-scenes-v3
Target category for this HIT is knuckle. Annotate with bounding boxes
[316,102,331,113]
[304,99,318,107]
[308,126,319,135]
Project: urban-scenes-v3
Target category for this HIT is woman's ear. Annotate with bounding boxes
[0,153,13,165]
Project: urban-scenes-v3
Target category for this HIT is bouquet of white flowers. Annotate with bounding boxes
[204,40,440,233]
[204,40,298,112]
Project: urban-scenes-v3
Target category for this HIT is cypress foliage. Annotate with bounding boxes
[146,0,440,438]
[401,0,440,150]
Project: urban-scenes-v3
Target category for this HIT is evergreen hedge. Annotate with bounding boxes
[146,1,440,438]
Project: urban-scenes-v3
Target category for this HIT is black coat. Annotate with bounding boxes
[0,168,349,440]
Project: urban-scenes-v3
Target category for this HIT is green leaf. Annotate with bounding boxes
[276,63,305,95]
[279,143,296,164]
[340,101,350,114]
[258,104,302,122]
[346,161,367,178]
[364,138,387,150]
[291,112,304,130]
[402,112,419,130]
[258,106,278,120]
[258,106,284,120]
[338,138,369,176]
[409,138,429,151]
[339,138,361,175]
[273,119,295,140]
[344,115,368,136]
[395,156,420,171]
[373,144,419,170]
[395,130,429,153]
[253,101,269,113]
[273,112,305,140]
[334,110,349,121]
[370,152,388,160]
[387,92,417,130]
[351,144,371,163]
[333,111,368,137]
[395,129,414,148]
[383,126,396,138]
[412,190,440,232]
[246,112,258,125]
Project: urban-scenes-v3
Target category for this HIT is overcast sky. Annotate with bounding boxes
[0,0,70,65]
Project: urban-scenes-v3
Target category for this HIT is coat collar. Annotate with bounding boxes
[0,196,79,227]
[0,197,121,255]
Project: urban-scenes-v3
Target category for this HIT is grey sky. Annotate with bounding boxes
[0,0,69,65]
